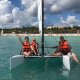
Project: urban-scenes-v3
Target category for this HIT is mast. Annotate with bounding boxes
[38,0,44,55]
[42,0,44,55]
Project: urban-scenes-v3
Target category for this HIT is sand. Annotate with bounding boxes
[1,33,80,37]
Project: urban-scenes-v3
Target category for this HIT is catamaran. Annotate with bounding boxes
[10,0,70,70]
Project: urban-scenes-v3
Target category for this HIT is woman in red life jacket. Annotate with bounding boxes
[53,36,79,63]
[31,38,39,56]
[19,36,33,56]
[23,37,33,56]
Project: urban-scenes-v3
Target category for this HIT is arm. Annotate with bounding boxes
[18,37,23,45]
[36,43,39,53]
[30,43,36,54]
[52,46,58,48]
[54,42,60,54]
[44,46,58,48]
[17,34,23,45]
[30,43,39,55]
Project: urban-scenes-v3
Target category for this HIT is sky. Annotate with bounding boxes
[0,0,80,29]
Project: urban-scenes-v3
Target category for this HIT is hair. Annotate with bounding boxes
[60,36,64,39]
[33,38,36,40]
[25,37,29,41]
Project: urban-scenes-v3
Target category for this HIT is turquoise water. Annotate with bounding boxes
[0,36,80,80]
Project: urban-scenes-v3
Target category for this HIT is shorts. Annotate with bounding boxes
[60,49,71,55]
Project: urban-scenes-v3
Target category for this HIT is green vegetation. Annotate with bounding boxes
[0,26,80,34]
[45,26,80,33]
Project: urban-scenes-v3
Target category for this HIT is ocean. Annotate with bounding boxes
[0,36,80,80]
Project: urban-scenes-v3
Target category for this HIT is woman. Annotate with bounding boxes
[18,36,33,56]
[31,38,39,56]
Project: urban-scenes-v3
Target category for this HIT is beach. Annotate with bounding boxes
[1,33,80,37]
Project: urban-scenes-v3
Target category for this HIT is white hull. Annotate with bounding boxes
[10,55,70,70]
[10,55,24,70]
[63,55,70,70]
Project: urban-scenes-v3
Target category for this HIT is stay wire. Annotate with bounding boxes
[44,38,50,54]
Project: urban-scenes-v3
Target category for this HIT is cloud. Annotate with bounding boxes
[0,0,80,29]
[67,15,79,23]
[0,14,13,23]
[0,0,13,23]
[0,0,38,28]
[60,15,79,26]
[41,0,80,14]
[50,4,62,14]
[31,21,38,27]
[21,0,37,17]
[12,7,37,27]
[11,0,38,27]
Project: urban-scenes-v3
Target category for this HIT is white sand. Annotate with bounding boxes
[1,33,80,37]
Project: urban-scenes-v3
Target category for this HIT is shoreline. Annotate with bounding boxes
[1,33,80,37]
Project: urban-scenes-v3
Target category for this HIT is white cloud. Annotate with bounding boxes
[50,4,61,13]
[21,0,37,17]
[31,21,38,26]
[0,14,13,23]
[11,0,37,27]
[0,0,38,28]
[0,0,13,24]
[45,0,80,14]
[12,7,20,17]
[27,1,37,17]
[67,15,79,23]
[0,0,80,28]
[60,15,79,26]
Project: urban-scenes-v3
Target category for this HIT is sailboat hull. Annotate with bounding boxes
[10,55,70,70]
[10,55,24,70]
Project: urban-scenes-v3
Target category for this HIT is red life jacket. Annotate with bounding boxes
[31,42,38,53]
[23,41,31,52]
[59,40,70,54]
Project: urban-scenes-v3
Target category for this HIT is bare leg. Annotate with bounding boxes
[51,52,62,56]
[23,52,32,56]
[23,52,28,56]
[71,53,79,63]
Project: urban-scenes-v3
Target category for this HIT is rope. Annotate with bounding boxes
[51,34,58,43]
[44,39,50,54]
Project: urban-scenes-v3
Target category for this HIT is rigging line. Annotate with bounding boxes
[62,30,69,41]
[44,39,50,54]
[52,35,58,43]
[50,34,59,45]
[62,29,69,39]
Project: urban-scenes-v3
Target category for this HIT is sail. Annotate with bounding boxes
[1,29,3,36]
[38,0,42,35]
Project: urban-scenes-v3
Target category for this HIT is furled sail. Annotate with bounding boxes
[38,0,42,35]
